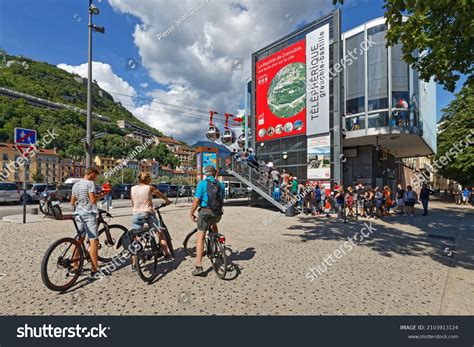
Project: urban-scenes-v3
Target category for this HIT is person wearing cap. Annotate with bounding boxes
[189,165,225,276]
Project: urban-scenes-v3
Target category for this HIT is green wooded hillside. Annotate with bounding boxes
[0,52,179,168]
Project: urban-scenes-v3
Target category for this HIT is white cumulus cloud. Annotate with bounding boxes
[58,1,334,143]
[57,62,137,106]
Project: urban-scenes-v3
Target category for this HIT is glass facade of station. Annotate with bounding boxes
[344,21,415,131]
[342,17,436,153]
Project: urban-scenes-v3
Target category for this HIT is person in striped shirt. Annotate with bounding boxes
[71,167,105,280]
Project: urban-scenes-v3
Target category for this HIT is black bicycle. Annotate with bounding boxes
[118,203,175,282]
[183,227,227,279]
[40,209,127,292]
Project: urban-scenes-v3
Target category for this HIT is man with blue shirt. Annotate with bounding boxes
[190,165,225,276]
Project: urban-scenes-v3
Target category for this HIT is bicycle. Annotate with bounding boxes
[183,226,227,279]
[118,203,175,282]
[40,209,127,292]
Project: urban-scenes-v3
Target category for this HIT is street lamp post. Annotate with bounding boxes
[86,0,104,167]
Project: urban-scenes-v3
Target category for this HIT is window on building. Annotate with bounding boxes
[2,153,8,161]
[345,32,365,115]
[367,25,388,123]
[391,43,410,126]
[412,63,420,128]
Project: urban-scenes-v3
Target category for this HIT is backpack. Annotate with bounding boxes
[206,180,224,215]
[314,188,321,202]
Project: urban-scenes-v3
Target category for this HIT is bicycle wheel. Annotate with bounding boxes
[97,224,128,263]
[209,239,227,279]
[41,237,84,291]
[183,228,205,257]
[136,238,158,282]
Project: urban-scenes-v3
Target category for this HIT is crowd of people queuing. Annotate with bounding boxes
[231,148,473,218]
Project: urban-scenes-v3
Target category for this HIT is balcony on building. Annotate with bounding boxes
[342,17,437,158]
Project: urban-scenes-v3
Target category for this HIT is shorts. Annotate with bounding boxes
[197,208,222,231]
[405,200,415,207]
[74,212,98,240]
[397,198,404,207]
[462,196,469,202]
[131,212,161,232]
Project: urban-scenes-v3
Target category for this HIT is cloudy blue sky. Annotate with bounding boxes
[0,0,465,143]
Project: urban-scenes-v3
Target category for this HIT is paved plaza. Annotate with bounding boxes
[0,200,473,315]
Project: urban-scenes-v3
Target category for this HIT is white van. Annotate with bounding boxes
[0,182,21,203]
[64,178,82,185]
[223,181,248,198]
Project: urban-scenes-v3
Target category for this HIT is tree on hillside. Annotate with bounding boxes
[97,168,136,186]
[436,86,474,185]
[137,144,181,169]
[31,171,45,183]
[334,0,473,92]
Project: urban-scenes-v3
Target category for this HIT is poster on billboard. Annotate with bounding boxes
[256,39,306,141]
[307,135,331,179]
[202,152,217,173]
[306,23,330,136]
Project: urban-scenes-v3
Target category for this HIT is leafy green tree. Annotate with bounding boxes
[384,0,473,92]
[170,176,194,185]
[98,168,137,186]
[436,86,474,185]
[153,176,171,184]
[31,171,44,183]
[120,168,137,184]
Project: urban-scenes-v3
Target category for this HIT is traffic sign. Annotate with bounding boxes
[15,144,35,159]
[14,127,37,145]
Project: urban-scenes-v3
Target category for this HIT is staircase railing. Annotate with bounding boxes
[227,157,296,212]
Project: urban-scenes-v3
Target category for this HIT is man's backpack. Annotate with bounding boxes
[314,188,322,202]
[206,180,224,215]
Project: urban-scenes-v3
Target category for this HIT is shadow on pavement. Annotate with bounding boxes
[284,206,474,270]
[149,247,188,284]
[221,246,257,281]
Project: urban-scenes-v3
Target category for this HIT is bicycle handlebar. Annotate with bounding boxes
[97,209,113,218]
[154,202,171,210]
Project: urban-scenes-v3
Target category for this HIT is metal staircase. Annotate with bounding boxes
[228,158,291,212]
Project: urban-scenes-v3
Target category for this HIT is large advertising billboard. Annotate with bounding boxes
[255,23,330,142]
[256,40,306,141]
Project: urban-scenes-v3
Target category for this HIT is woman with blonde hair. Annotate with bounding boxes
[130,172,172,271]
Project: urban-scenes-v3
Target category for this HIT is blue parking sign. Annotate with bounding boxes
[14,128,37,145]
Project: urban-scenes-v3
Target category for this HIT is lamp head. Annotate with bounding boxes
[90,4,100,15]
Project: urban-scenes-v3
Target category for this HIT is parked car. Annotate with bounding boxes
[64,178,82,185]
[56,183,75,201]
[19,183,35,203]
[0,182,21,204]
[167,185,179,197]
[111,184,133,199]
[156,183,171,195]
[177,185,193,197]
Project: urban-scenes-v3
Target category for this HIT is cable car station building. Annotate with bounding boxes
[246,11,437,190]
